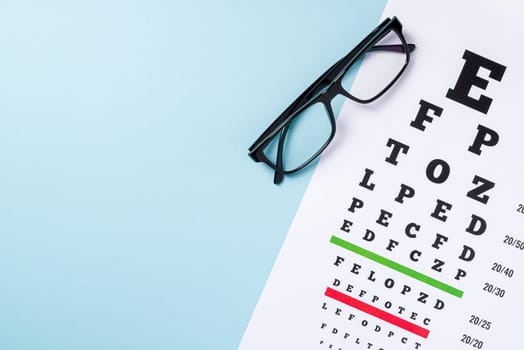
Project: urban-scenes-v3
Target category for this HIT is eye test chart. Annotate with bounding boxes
[239,0,524,349]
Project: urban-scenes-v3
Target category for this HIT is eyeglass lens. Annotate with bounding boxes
[342,30,407,100]
[262,101,332,172]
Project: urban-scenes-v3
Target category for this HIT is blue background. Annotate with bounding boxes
[0,1,386,349]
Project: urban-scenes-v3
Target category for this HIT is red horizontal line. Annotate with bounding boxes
[325,287,430,339]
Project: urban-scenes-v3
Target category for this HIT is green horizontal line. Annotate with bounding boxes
[330,235,464,298]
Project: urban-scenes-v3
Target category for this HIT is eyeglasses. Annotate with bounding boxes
[248,16,415,184]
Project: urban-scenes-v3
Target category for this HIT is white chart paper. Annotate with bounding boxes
[240,1,524,349]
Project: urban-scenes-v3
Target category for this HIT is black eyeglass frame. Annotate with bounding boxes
[248,17,414,184]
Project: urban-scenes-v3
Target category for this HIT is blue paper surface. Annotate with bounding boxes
[0,1,386,348]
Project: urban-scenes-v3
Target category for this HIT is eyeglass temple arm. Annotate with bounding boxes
[369,43,416,53]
